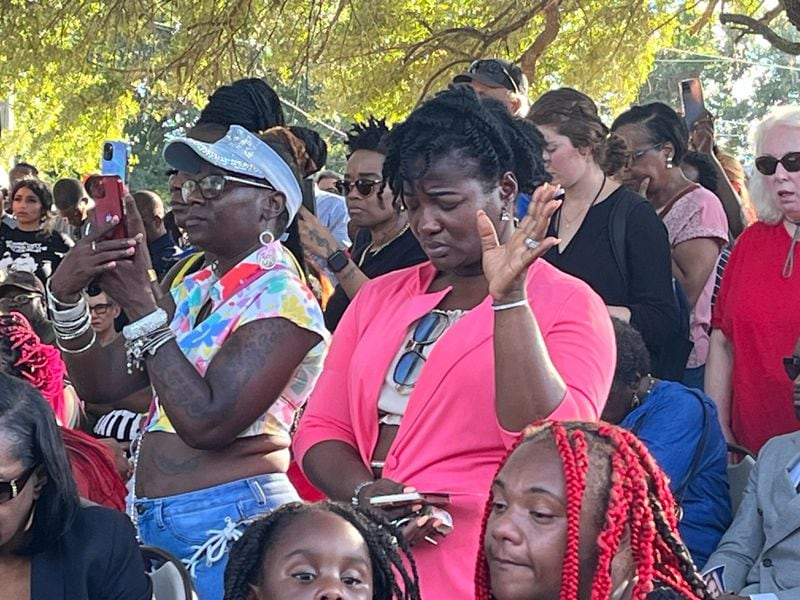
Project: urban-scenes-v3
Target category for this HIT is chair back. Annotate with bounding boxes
[726,443,756,515]
[140,545,198,600]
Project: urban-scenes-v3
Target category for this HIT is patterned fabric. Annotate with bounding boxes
[146,242,328,438]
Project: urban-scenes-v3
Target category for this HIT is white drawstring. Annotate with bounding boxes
[182,516,252,578]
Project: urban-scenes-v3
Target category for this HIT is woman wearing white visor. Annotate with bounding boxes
[48,125,328,598]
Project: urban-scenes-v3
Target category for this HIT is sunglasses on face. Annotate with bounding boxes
[785,355,800,381]
[180,174,275,202]
[335,178,383,197]
[754,152,800,176]
[467,59,520,94]
[0,465,37,504]
[89,302,114,315]
[393,311,452,390]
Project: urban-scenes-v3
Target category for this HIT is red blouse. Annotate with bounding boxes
[712,222,800,452]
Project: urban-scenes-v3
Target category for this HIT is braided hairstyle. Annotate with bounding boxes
[383,84,548,208]
[475,421,711,600]
[0,312,67,425]
[197,77,285,131]
[223,501,421,600]
[528,87,628,176]
[346,117,391,157]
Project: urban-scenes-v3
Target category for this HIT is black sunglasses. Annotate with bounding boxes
[468,59,520,94]
[785,356,800,381]
[181,174,275,202]
[754,152,800,176]
[335,178,383,197]
[0,464,37,504]
[393,311,452,390]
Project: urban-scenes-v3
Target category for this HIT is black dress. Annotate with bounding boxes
[324,227,427,331]
[544,187,679,377]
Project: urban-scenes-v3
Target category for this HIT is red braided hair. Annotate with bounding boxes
[475,421,711,600]
[0,312,67,424]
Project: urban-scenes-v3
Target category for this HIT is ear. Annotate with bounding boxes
[509,94,523,115]
[499,171,519,204]
[32,467,47,501]
[660,141,675,163]
[261,190,287,224]
[112,304,122,319]
[247,582,265,600]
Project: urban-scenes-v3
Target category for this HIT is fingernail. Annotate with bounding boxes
[107,261,116,268]
[403,486,416,493]
[417,516,430,527]
[111,215,120,224]
[411,503,423,512]
[126,247,135,255]
[135,233,144,242]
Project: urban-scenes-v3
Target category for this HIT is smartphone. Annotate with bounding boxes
[369,492,451,508]
[301,178,316,215]
[86,175,128,239]
[680,78,707,131]
[101,140,130,184]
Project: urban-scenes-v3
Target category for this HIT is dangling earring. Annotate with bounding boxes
[500,207,511,222]
[666,155,674,169]
[257,230,277,269]
[630,393,641,410]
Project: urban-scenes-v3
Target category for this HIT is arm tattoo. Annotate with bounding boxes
[308,229,334,256]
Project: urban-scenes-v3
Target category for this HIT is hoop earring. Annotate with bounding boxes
[24,503,36,532]
[259,230,275,246]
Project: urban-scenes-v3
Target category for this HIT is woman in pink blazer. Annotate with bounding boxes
[293,85,616,598]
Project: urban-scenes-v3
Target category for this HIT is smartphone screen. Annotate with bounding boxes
[680,79,707,131]
[86,175,128,240]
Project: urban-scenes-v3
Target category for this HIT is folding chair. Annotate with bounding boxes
[726,443,756,516]
[140,545,198,600]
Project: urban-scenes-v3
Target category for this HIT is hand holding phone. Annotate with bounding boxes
[369,492,451,508]
[680,78,709,131]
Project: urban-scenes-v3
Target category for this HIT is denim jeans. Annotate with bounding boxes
[682,364,706,392]
[133,474,299,600]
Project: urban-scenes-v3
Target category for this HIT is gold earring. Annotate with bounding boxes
[24,503,36,532]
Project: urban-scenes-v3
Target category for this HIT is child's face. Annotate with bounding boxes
[251,511,373,600]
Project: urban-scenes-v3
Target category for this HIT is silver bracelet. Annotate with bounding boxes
[55,320,92,341]
[125,326,175,373]
[55,328,96,354]
[491,299,528,312]
[351,480,375,506]
[45,278,82,309]
[123,308,168,341]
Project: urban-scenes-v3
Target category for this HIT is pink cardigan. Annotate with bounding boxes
[294,260,615,598]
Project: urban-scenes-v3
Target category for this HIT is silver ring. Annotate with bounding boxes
[524,237,540,251]
[91,241,97,253]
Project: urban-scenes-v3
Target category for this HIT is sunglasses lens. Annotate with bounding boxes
[355,181,376,196]
[334,180,348,195]
[200,176,225,199]
[755,156,778,175]
[393,351,424,388]
[412,312,448,343]
[784,153,800,172]
[785,358,800,381]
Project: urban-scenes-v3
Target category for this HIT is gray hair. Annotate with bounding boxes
[749,105,800,224]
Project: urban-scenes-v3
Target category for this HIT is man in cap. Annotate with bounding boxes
[453,58,531,117]
[0,270,55,343]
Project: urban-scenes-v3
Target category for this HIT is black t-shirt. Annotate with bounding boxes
[324,227,427,331]
[0,223,73,283]
[544,187,679,373]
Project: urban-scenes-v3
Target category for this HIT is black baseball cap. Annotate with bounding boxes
[0,271,45,296]
[453,59,529,95]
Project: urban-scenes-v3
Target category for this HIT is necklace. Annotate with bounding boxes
[783,219,800,279]
[358,223,410,267]
[631,375,657,409]
[556,174,607,234]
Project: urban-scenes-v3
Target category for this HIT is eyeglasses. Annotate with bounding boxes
[628,144,662,164]
[784,355,800,381]
[89,303,114,315]
[467,59,520,94]
[0,465,37,504]
[393,311,451,390]
[335,179,383,197]
[0,293,42,305]
[180,174,275,202]
[754,152,800,176]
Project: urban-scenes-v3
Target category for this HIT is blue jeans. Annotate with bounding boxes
[133,474,299,600]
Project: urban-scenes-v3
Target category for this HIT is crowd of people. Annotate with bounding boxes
[0,58,797,600]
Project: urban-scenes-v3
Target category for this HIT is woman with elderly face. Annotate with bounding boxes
[705,106,800,453]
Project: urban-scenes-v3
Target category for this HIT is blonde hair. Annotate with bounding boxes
[749,105,800,224]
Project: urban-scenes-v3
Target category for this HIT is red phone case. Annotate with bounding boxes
[86,175,128,239]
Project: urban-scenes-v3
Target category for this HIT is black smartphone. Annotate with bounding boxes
[301,178,316,215]
[680,78,707,131]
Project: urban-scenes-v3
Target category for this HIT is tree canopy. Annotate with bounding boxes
[0,0,712,179]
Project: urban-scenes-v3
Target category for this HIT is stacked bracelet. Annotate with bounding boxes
[491,299,528,312]
[46,281,93,347]
[56,329,96,354]
[125,325,175,373]
[123,308,168,340]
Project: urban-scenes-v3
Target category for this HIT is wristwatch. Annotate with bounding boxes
[326,249,350,273]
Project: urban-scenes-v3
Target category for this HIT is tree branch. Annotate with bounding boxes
[720,12,800,54]
[519,0,560,77]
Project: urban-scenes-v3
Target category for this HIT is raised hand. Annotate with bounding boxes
[298,206,339,260]
[691,117,716,155]
[478,184,562,302]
